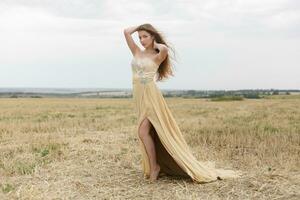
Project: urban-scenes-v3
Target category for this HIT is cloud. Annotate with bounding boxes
[0,0,299,89]
[1,0,299,38]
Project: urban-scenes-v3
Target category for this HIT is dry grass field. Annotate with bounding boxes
[0,96,299,199]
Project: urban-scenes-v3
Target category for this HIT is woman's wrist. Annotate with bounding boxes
[124,26,139,34]
[154,41,167,50]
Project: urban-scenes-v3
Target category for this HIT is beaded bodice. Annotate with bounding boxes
[131,56,159,84]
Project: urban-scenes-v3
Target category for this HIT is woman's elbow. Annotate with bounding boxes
[123,28,129,34]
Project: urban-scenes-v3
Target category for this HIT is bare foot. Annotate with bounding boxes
[149,165,160,182]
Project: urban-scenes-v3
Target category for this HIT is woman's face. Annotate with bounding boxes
[138,30,154,48]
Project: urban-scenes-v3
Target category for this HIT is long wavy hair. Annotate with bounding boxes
[136,23,177,82]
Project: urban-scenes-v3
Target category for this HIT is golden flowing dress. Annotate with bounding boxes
[131,56,242,183]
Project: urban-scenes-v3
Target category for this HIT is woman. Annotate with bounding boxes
[123,23,242,183]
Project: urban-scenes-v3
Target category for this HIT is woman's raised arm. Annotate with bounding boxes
[123,26,141,56]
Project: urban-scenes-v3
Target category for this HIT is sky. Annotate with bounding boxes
[0,0,299,90]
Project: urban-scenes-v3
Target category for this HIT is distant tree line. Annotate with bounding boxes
[162,89,293,99]
[0,89,296,99]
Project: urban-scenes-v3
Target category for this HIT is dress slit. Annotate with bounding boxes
[137,115,191,179]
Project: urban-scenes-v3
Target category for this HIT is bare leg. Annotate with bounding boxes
[138,118,161,181]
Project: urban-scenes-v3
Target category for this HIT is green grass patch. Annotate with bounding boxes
[31,142,65,159]
[1,183,14,194]
[15,161,36,175]
[210,95,244,101]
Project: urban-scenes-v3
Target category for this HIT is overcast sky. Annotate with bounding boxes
[0,0,299,90]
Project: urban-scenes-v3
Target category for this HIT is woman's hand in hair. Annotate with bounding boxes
[153,40,160,50]
[153,40,168,62]
[153,40,167,51]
